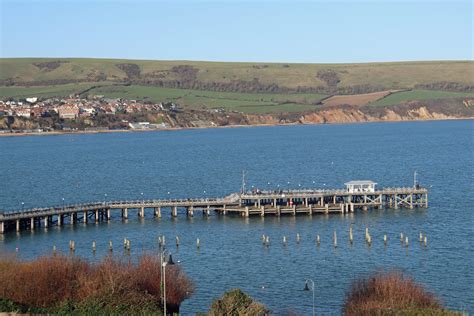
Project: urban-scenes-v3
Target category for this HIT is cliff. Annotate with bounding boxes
[163,98,474,128]
[1,98,472,132]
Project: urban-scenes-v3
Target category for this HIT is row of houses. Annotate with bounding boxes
[0,97,179,120]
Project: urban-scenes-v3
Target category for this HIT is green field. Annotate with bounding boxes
[0,84,326,113]
[370,90,474,106]
[0,82,110,98]
[1,58,472,113]
[87,85,326,113]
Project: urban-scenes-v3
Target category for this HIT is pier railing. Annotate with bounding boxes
[0,187,427,217]
[0,196,239,219]
[0,186,428,233]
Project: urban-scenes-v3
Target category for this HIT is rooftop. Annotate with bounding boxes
[344,180,377,186]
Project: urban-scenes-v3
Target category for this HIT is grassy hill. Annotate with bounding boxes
[1,58,473,113]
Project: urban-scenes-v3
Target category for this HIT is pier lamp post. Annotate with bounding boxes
[304,279,315,316]
[104,193,107,205]
[160,250,175,315]
[141,192,144,204]
[62,198,65,210]
[21,202,24,212]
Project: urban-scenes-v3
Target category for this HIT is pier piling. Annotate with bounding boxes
[0,183,429,234]
[154,207,161,218]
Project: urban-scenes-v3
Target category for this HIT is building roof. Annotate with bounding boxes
[344,180,377,186]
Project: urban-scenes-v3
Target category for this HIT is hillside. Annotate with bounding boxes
[0,58,473,115]
[1,58,473,93]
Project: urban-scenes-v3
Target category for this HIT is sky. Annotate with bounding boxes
[0,0,472,63]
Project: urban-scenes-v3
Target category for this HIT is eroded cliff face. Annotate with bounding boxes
[166,100,473,128]
[0,117,40,130]
[297,106,457,124]
[2,99,472,131]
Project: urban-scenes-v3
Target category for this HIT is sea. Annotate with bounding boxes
[0,120,473,314]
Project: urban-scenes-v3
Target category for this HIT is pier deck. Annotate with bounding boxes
[0,186,428,234]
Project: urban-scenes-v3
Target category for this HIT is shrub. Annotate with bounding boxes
[207,288,269,316]
[0,253,193,315]
[343,271,453,315]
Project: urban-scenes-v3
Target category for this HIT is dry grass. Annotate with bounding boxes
[343,271,452,315]
[322,90,400,106]
[2,59,473,91]
[0,253,194,314]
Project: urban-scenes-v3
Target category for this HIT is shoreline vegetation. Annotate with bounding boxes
[0,253,193,315]
[343,272,457,316]
[0,117,472,138]
[0,254,458,315]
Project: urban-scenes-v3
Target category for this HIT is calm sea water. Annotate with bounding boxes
[0,120,473,315]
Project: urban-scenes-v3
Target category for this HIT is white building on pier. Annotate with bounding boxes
[345,180,377,193]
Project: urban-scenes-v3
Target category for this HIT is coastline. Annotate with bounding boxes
[0,117,472,138]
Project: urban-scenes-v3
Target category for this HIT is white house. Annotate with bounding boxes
[15,108,31,118]
[26,97,38,104]
[344,180,377,193]
[128,122,150,129]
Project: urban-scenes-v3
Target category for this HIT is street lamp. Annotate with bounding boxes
[62,198,65,210]
[141,192,144,204]
[104,193,107,205]
[160,250,175,315]
[304,279,315,316]
[21,202,24,212]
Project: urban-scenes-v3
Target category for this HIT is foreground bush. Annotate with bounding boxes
[0,254,194,315]
[205,288,269,316]
[343,271,454,315]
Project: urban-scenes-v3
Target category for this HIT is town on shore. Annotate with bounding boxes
[1,93,473,136]
[0,95,179,134]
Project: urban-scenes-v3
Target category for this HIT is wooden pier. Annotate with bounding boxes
[0,181,428,234]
